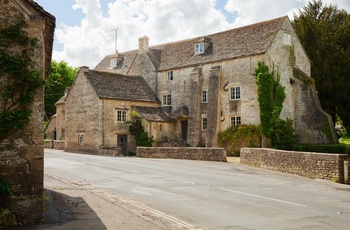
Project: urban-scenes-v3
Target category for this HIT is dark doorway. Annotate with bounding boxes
[181,121,188,141]
[117,135,127,156]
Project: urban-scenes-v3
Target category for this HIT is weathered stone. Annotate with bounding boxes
[241,148,349,182]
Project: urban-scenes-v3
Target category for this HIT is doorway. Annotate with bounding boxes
[117,135,127,156]
[181,121,188,142]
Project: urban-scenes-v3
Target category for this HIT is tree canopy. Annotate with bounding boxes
[292,0,350,130]
[45,60,77,118]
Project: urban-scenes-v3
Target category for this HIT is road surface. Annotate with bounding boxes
[45,149,350,230]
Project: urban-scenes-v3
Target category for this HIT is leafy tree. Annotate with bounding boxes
[45,60,77,118]
[292,0,350,131]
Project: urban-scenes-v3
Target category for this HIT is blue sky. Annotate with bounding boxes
[35,0,350,68]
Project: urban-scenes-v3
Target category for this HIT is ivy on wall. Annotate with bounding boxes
[0,17,43,139]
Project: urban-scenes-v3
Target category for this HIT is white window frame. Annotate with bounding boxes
[283,33,292,46]
[202,117,207,130]
[230,86,241,100]
[195,43,204,54]
[162,94,171,106]
[230,116,241,126]
[110,58,117,68]
[167,71,173,81]
[116,110,127,122]
[202,89,208,103]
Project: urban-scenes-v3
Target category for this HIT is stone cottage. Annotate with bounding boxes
[0,0,55,224]
[63,67,175,155]
[57,16,336,154]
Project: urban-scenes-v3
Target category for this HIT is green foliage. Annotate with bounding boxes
[293,144,349,155]
[292,0,350,130]
[129,117,154,147]
[45,60,77,118]
[254,62,286,138]
[0,17,43,138]
[0,176,12,197]
[271,118,295,150]
[218,124,261,154]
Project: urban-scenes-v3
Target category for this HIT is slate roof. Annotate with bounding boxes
[95,16,288,72]
[132,106,175,122]
[84,70,158,102]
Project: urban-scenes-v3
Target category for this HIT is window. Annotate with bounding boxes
[195,43,204,54]
[230,116,241,126]
[202,89,208,103]
[283,33,292,46]
[230,86,241,100]
[202,117,207,130]
[167,71,173,81]
[110,58,117,68]
[162,94,171,106]
[78,133,84,145]
[116,110,127,122]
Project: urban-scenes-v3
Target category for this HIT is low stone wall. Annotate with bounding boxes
[240,148,349,182]
[137,147,227,162]
[53,140,65,150]
[44,140,65,150]
[99,147,121,156]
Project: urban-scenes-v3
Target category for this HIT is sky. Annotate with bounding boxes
[35,0,350,68]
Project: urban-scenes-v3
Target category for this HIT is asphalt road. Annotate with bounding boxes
[44,149,350,230]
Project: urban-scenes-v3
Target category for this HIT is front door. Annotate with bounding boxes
[117,135,127,156]
[181,121,188,142]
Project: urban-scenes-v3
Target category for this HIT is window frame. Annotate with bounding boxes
[167,71,173,81]
[283,33,292,46]
[202,117,207,130]
[230,116,241,126]
[162,94,171,106]
[230,86,241,100]
[110,58,117,68]
[195,43,204,54]
[116,110,127,123]
[202,89,208,103]
[78,133,84,145]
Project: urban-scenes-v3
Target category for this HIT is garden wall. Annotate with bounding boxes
[240,148,349,182]
[137,147,227,162]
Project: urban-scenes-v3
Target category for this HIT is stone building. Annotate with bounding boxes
[58,16,336,154]
[63,67,174,155]
[0,0,55,224]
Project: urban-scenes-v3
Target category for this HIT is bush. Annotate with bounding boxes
[293,144,350,155]
[271,118,295,150]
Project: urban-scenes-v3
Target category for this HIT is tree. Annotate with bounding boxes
[45,60,77,118]
[292,0,350,131]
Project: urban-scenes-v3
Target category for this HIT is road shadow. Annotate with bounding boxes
[7,189,107,230]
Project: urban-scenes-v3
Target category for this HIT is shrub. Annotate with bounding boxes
[293,144,349,155]
[271,118,295,150]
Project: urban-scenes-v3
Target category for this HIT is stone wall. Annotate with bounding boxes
[0,0,55,224]
[240,148,349,182]
[137,147,227,162]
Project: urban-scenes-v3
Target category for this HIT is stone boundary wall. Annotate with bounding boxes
[44,140,65,150]
[240,148,349,182]
[137,147,227,162]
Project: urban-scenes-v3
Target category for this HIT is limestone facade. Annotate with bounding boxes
[0,0,55,224]
[59,16,336,155]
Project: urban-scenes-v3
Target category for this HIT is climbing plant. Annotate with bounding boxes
[254,62,295,149]
[128,111,154,147]
[0,17,43,139]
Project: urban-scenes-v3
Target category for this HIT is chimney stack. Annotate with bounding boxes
[138,36,149,54]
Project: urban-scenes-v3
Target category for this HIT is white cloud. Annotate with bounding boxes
[52,0,350,68]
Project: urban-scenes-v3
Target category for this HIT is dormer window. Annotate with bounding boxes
[195,43,205,54]
[110,58,117,68]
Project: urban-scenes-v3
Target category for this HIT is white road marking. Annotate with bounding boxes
[220,188,307,207]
